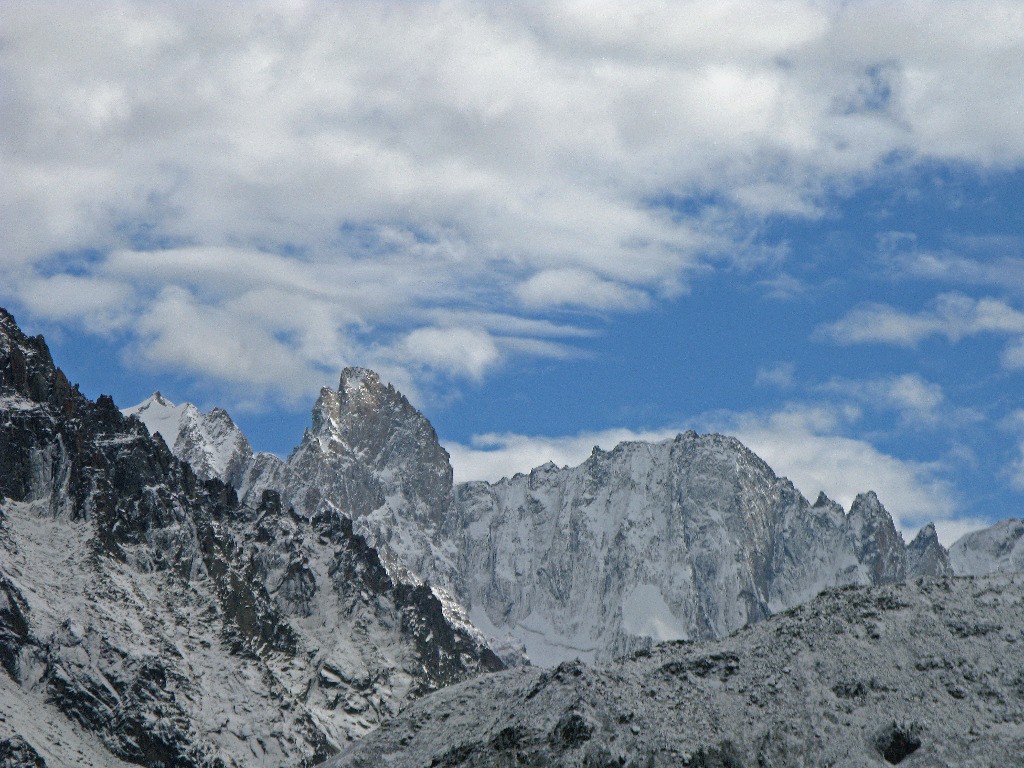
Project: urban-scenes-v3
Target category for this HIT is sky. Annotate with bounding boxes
[3,1,1024,544]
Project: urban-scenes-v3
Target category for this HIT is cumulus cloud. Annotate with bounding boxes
[2,1,1024,400]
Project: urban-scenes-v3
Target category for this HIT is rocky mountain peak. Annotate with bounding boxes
[339,366,383,398]
[848,492,906,584]
[297,368,454,523]
[0,309,78,410]
[124,393,254,487]
[906,522,953,577]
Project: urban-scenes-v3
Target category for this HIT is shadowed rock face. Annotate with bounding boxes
[324,574,1024,768]
[0,309,501,767]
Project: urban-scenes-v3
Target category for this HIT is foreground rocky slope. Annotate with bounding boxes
[0,309,500,767]
[325,574,1024,767]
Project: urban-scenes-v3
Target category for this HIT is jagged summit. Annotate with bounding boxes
[907,522,954,577]
[124,390,189,444]
[339,365,382,395]
[0,308,79,410]
[847,491,906,585]
[124,391,254,487]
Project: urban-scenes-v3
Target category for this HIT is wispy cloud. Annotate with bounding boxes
[755,361,797,389]
[818,373,947,426]
[819,294,1024,367]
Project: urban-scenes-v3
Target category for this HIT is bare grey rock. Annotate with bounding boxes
[453,435,928,663]
[906,523,953,577]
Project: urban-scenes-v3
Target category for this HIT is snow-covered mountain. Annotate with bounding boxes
[949,518,1024,575]
[324,573,1024,767]
[128,368,961,667]
[0,309,501,767]
[452,436,943,664]
[123,392,253,488]
[8,300,1024,765]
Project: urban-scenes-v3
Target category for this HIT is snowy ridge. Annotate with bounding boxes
[123,392,254,488]
[949,518,1024,575]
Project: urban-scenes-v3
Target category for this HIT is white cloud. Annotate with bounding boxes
[755,362,796,389]
[2,2,1024,399]
[999,410,1024,492]
[820,294,1024,366]
[892,250,1024,295]
[131,286,331,403]
[517,269,650,310]
[18,274,133,333]
[400,327,500,381]
[819,373,946,425]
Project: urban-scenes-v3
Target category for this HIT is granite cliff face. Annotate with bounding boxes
[325,574,1024,768]
[452,436,937,663]
[0,310,500,767]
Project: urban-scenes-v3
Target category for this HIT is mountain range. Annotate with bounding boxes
[2,306,1023,766]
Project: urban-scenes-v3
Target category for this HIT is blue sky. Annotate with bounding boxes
[3,1,1024,543]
